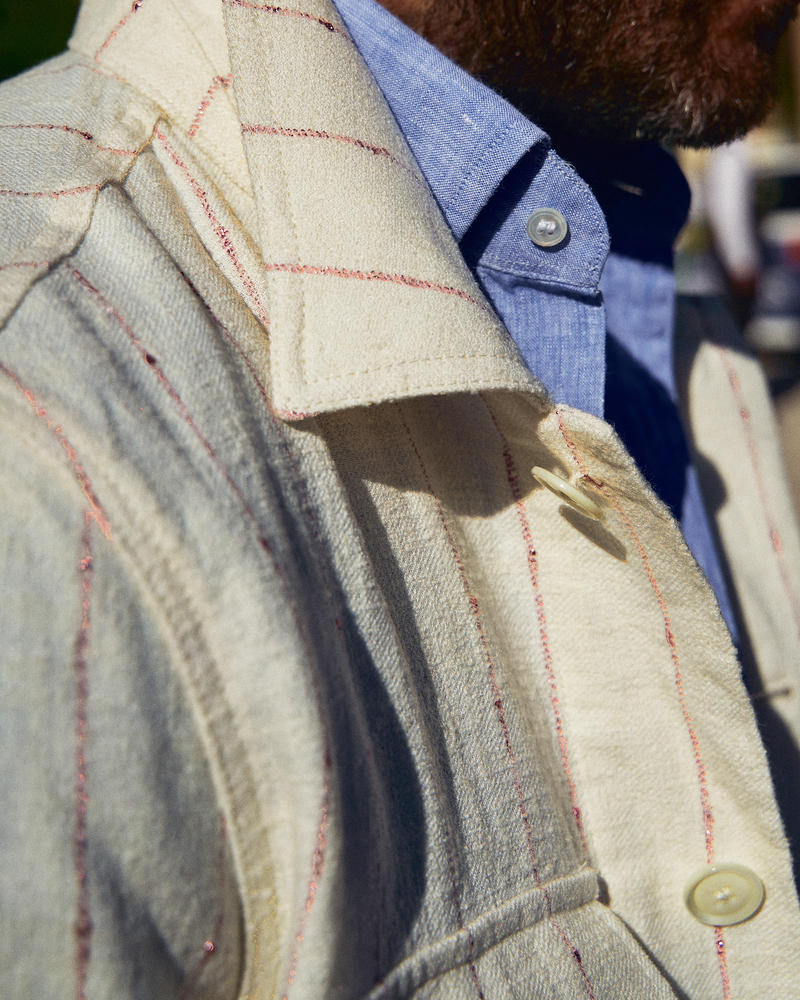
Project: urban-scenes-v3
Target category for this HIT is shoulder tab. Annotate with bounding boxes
[0,52,161,324]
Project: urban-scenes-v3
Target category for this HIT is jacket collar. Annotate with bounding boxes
[67,0,549,419]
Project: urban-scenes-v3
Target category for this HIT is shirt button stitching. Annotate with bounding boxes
[684,864,765,926]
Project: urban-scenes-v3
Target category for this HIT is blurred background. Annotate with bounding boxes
[675,19,800,521]
[2,0,800,515]
[0,0,80,83]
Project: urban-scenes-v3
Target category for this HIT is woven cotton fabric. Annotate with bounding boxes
[2,1,800,997]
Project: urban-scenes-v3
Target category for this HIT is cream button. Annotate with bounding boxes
[527,208,569,248]
[532,466,602,520]
[685,864,765,926]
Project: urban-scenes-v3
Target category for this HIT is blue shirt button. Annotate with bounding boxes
[527,208,569,248]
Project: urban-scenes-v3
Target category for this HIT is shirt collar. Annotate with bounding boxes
[66,0,564,418]
[334,0,610,292]
[332,0,543,241]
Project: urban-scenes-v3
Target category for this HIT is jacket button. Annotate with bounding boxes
[531,466,602,520]
[527,208,569,248]
[684,864,765,926]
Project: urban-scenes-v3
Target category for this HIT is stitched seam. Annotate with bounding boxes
[70,264,330,999]
[307,353,510,384]
[279,371,539,417]
[221,0,351,39]
[0,366,113,995]
[715,344,800,641]
[393,401,487,1000]
[153,126,270,329]
[254,28,307,407]
[482,394,588,854]
[242,125,425,186]
[26,61,130,86]
[444,123,517,213]
[547,151,607,280]
[177,282,396,986]
[369,870,597,998]
[67,263,261,516]
[477,257,599,291]
[179,272,275,414]
[256,38,328,995]
[397,402,595,998]
[182,279,391,993]
[55,360,283,1000]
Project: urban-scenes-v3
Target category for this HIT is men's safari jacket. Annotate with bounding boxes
[2,0,800,997]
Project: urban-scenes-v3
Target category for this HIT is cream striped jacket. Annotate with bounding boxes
[1,0,800,997]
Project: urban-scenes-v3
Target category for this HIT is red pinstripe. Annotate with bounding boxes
[0,366,111,998]
[95,0,145,62]
[716,346,800,640]
[242,125,424,185]
[0,184,102,199]
[189,75,234,140]
[181,281,340,995]
[67,264,260,516]
[222,0,350,38]
[482,396,588,853]
[0,123,138,156]
[555,408,731,999]
[716,929,732,999]
[153,127,271,330]
[264,262,489,313]
[68,268,334,998]
[0,361,112,538]
[282,783,330,998]
[0,261,50,272]
[556,409,715,860]
[397,401,596,999]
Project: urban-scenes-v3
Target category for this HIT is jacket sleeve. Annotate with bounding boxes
[0,350,243,1000]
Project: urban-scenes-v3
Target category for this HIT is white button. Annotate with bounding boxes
[527,208,569,248]
[685,864,765,926]
[531,466,602,520]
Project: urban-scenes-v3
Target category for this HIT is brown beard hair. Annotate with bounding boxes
[402,0,798,146]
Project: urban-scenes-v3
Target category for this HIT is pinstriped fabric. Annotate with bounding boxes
[221,0,544,414]
[676,299,800,732]
[1,1,800,998]
[0,56,158,324]
[481,394,589,854]
[61,0,547,413]
[317,385,800,998]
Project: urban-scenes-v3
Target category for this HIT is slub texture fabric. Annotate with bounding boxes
[2,0,800,998]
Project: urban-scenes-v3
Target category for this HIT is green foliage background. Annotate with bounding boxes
[0,0,81,82]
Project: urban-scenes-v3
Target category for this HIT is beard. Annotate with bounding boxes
[408,0,799,146]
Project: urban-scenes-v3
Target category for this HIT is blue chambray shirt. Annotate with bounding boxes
[334,0,737,637]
